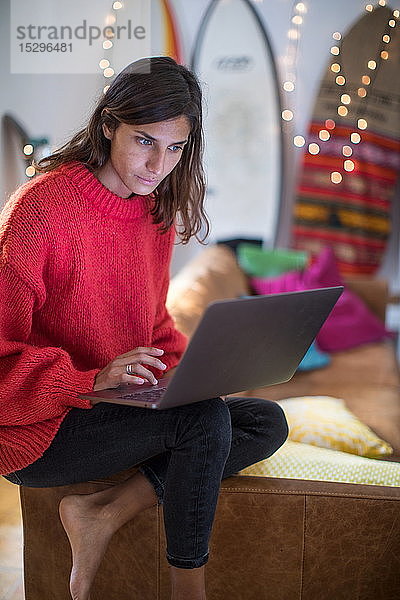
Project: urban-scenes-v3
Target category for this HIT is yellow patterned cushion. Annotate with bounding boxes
[276,396,393,458]
[240,441,400,487]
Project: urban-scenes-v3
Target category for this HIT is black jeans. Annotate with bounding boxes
[4,397,288,569]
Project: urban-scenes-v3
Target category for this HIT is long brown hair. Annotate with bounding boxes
[34,56,209,244]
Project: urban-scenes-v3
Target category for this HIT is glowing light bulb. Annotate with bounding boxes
[342,145,353,157]
[344,160,355,171]
[330,46,340,55]
[368,60,377,69]
[282,109,294,121]
[113,2,123,10]
[26,165,35,177]
[336,75,346,85]
[362,75,371,85]
[381,51,389,59]
[294,135,306,147]
[105,14,116,25]
[283,81,295,92]
[341,94,351,104]
[365,4,373,11]
[288,29,300,40]
[103,67,115,78]
[351,132,361,144]
[331,172,342,184]
[394,10,400,18]
[23,144,34,155]
[99,59,110,69]
[331,63,341,73]
[295,3,307,13]
[358,118,368,130]
[325,119,336,130]
[389,19,396,27]
[308,143,320,155]
[103,85,110,94]
[383,34,390,42]
[103,40,113,49]
[338,105,348,116]
[104,27,115,39]
[378,0,386,6]
[319,129,330,141]
[333,32,342,41]
[358,88,367,97]
[292,15,303,25]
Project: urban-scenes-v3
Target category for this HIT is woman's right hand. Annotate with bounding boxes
[93,347,167,391]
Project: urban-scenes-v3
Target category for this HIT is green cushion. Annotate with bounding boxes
[237,244,308,277]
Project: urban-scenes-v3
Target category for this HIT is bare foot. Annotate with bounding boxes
[59,494,115,600]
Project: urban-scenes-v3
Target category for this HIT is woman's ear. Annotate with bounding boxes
[102,122,114,141]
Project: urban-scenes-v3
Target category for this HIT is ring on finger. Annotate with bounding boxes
[126,364,135,376]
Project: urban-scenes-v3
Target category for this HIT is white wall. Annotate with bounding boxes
[1,0,399,288]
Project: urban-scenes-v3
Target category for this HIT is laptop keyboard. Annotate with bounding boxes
[121,386,167,402]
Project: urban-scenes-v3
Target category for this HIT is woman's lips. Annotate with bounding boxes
[135,175,158,185]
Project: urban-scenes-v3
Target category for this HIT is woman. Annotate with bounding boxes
[0,56,288,600]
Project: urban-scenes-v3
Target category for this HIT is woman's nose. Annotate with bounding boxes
[147,150,165,175]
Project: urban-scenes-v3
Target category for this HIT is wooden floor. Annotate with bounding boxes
[0,478,24,600]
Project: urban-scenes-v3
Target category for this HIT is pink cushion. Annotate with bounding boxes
[250,246,389,352]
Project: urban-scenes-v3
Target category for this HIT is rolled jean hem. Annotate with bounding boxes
[139,464,164,505]
[166,551,209,569]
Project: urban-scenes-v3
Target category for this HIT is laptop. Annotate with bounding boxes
[79,286,343,410]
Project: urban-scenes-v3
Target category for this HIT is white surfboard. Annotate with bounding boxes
[192,0,283,245]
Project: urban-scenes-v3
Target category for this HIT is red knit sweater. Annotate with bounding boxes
[0,161,188,475]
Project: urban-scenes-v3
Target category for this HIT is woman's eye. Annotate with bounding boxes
[169,145,183,153]
[137,137,152,146]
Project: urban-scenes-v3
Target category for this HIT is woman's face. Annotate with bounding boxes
[98,116,191,197]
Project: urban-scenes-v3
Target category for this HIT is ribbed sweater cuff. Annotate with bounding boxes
[52,365,99,410]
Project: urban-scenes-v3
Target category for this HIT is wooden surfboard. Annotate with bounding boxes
[292,5,400,275]
[192,0,283,246]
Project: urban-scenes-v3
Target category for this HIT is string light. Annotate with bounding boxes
[283,81,295,92]
[294,135,306,147]
[330,46,340,55]
[368,60,377,69]
[358,118,368,130]
[112,1,123,8]
[388,19,396,27]
[288,29,300,40]
[338,105,348,116]
[26,165,36,177]
[362,75,371,85]
[394,10,400,18]
[292,15,303,25]
[381,51,389,59]
[282,109,294,121]
[378,0,386,6]
[331,63,341,73]
[309,143,320,155]
[341,94,351,104]
[344,160,355,171]
[103,67,115,77]
[295,3,307,13]
[332,32,341,41]
[342,145,353,156]
[103,85,110,94]
[331,172,342,184]
[383,34,390,42]
[358,87,367,97]
[336,75,346,85]
[99,59,110,69]
[103,40,113,50]
[319,129,330,141]
[351,133,361,144]
[23,144,34,155]
[365,4,373,11]
[325,119,336,130]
